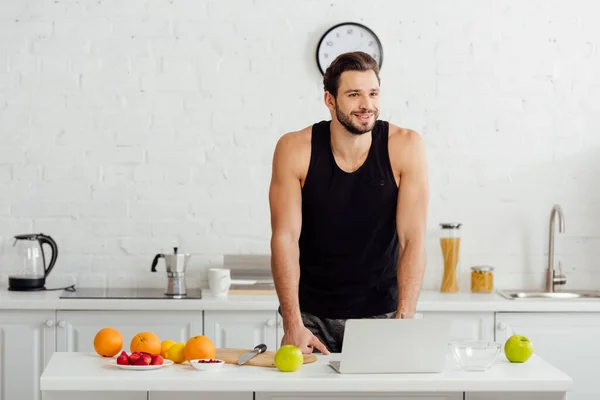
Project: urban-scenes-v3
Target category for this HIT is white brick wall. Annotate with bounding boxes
[1,0,599,293]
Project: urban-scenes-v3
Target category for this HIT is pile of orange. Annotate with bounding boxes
[92,328,216,362]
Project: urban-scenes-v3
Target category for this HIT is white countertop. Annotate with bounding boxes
[3,288,600,312]
[40,351,573,393]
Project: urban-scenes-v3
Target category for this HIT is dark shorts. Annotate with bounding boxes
[278,308,397,354]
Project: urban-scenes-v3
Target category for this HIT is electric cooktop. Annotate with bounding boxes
[59,287,203,299]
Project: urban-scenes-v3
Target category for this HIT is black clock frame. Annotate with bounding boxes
[315,21,384,76]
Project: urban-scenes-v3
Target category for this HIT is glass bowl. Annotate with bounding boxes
[449,340,502,371]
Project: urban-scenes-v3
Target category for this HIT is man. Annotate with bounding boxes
[268,51,429,355]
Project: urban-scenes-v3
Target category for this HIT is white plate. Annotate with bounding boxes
[107,358,174,370]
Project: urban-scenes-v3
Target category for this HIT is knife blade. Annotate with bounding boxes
[237,343,267,365]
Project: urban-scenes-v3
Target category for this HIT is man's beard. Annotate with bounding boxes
[335,104,379,135]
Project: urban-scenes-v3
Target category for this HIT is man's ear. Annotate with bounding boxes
[324,91,336,111]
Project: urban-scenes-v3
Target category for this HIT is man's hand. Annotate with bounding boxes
[281,325,330,355]
[394,311,416,319]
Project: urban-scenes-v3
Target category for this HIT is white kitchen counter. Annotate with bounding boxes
[40,351,572,394]
[3,287,600,312]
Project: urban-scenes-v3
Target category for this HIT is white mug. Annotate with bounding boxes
[208,268,231,298]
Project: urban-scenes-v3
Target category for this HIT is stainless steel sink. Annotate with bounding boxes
[497,289,600,300]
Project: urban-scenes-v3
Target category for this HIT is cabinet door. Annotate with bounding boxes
[274,312,493,351]
[55,310,203,352]
[150,392,252,400]
[466,393,566,400]
[276,314,283,349]
[422,312,495,341]
[0,310,55,400]
[496,312,600,400]
[43,392,145,400]
[256,393,462,400]
[204,310,277,351]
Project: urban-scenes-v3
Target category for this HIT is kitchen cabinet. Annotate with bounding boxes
[150,392,252,400]
[43,392,145,400]
[55,310,203,352]
[204,310,278,351]
[496,312,600,400]
[466,393,565,400]
[0,310,55,400]
[419,312,495,341]
[276,313,283,349]
[255,393,462,400]
[274,312,493,352]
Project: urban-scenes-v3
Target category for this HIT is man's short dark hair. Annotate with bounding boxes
[323,51,380,98]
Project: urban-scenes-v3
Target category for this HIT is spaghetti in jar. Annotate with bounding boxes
[470,266,494,293]
[439,223,461,293]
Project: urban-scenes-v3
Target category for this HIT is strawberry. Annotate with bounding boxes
[128,353,141,364]
[150,354,164,365]
[134,353,152,365]
[116,351,129,365]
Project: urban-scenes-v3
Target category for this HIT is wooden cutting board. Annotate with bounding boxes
[215,348,317,368]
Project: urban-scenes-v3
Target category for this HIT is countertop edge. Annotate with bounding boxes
[4,290,600,312]
[39,381,573,393]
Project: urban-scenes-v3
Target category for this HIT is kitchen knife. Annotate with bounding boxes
[237,343,267,365]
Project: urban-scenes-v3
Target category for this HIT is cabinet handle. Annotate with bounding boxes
[265,319,274,327]
[58,320,66,328]
[497,322,507,331]
[44,320,54,327]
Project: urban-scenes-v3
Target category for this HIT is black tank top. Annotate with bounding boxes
[298,120,399,319]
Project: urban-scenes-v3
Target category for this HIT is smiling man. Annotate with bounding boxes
[269,51,429,354]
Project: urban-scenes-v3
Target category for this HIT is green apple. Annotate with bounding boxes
[504,334,534,363]
[274,345,303,372]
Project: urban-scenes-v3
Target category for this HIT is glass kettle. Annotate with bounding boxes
[8,233,59,291]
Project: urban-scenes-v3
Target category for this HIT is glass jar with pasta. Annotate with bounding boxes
[470,266,494,293]
[439,223,461,293]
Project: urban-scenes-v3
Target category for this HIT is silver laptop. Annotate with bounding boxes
[328,318,452,374]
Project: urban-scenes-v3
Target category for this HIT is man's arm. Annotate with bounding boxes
[268,132,329,354]
[269,133,304,329]
[394,131,429,318]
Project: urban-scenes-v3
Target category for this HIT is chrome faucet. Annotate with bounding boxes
[546,204,567,292]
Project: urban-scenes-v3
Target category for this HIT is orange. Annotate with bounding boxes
[93,327,123,357]
[184,335,216,361]
[130,331,161,355]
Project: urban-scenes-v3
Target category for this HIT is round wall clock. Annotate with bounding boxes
[315,22,383,75]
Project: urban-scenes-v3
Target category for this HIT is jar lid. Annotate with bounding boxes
[440,223,462,229]
[471,265,494,272]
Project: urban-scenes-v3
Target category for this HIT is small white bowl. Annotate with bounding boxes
[189,359,225,371]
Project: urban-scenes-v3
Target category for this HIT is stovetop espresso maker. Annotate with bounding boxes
[150,247,191,298]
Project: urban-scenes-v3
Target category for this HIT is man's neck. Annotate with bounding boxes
[330,119,372,171]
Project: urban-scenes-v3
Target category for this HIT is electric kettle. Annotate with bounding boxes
[8,233,59,291]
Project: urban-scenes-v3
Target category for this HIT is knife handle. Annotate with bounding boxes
[254,343,267,354]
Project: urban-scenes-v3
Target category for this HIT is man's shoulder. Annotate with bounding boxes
[386,122,423,155]
[276,125,313,150]
[386,122,421,144]
[272,125,314,177]
[385,122,425,175]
